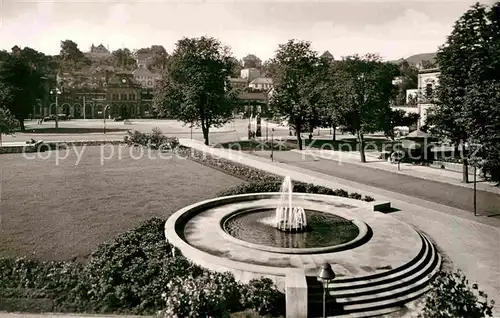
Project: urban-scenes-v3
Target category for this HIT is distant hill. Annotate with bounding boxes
[390,52,438,65]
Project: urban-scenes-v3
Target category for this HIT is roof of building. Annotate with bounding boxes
[132,67,154,76]
[321,50,334,59]
[229,78,248,83]
[238,92,267,101]
[250,77,273,85]
[107,73,141,88]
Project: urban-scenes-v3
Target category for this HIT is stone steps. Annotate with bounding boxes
[307,232,441,317]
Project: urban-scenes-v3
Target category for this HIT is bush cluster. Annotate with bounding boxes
[124,128,179,150]
[0,218,284,317]
[422,270,495,318]
[218,182,375,202]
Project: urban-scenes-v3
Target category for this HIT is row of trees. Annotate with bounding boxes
[153,37,417,163]
[429,2,500,183]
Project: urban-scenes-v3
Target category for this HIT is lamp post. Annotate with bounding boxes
[271,128,275,162]
[317,262,335,318]
[50,88,62,129]
[103,104,110,134]
[474,165,477,216]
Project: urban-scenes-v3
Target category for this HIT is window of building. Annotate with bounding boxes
[425,84,433,98]
[121,93,128,100]
[129,93,135,100]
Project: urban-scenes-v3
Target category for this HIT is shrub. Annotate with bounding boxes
[0,217,284,316]
[422,270,495,318]
[159,271,243,318]
[217,181,375,202]
[124,129,179,150]
[240,278,284,316]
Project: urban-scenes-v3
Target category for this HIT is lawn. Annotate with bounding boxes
[0,146,242,261]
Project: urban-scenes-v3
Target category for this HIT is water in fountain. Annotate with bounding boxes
[275,176,307,232]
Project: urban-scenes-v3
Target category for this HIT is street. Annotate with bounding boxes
[253,151,500,218]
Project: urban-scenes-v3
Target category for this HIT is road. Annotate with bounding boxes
[2,119,356,145]
[253,151,500,218]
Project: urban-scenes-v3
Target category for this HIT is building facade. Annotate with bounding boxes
[240,68,261,82]
[249,77,273,91]
[417,68,440,127]
[132,67,161,88]
[105,73,143,118]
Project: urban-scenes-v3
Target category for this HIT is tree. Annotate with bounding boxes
[394,61,418,106]
[111,48,137,70]
[153,36,238,145]
[242,54,262,69]
[229,57,243,77]
[0,107,18,145]
[432,2,500,183]
[60,40,87,70]
[422,270,494,318]
[335,54,398,162]
[0,55,44,131]
[317,59,342,141]
[268,40,323,150]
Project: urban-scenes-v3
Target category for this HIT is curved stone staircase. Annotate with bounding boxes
[307,232,441,317]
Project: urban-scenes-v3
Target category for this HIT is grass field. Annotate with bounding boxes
[0,146,242,261]
[24,127,127,134]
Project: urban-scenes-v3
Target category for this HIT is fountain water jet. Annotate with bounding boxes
[275,176,307,232]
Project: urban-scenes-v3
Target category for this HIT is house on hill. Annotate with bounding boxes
[87,44,111,59]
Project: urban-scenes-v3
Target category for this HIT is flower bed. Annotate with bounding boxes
[0,218,284,317]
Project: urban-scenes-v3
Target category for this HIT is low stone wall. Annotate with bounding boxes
[430,161,479,176]
[0,140,125,155]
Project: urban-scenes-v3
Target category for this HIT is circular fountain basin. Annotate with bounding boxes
[220,206,367,254]
[166,193,428,291]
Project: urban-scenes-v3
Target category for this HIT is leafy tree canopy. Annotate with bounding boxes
[153,36,238,145]
[432,1,500,182]
[0,54,45,131]
[268,39,323,150]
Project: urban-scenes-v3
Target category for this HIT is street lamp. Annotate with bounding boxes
[317,262,335,318]
[50,88,62,129]
[271,128,275,162]
[103,104,110,134]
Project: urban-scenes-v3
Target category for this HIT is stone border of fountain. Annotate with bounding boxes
[218,205,369,255]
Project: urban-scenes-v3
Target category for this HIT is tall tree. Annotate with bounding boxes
[111,48,137,70]
[431,2,500,183]
[0,55,44,131]
[60,40,87,70]
[317,58,342,141]
[153,36,238,145]
[394,61,418,106]
[242,54,262,69]
[335,54,398,162]
[268,40,322,150]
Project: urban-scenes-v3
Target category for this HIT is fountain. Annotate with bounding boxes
[165,176,441,317]
[275,176,307,232]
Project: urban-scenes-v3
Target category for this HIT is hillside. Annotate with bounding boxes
[390,52,437,65]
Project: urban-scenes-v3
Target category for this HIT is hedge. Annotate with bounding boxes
[0,218,284,317]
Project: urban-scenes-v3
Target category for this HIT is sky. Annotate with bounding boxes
[0,0,494,61]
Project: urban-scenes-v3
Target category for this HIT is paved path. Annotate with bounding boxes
[253,151,500,219]
[180,139,500,315]
[293,149,500,195]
